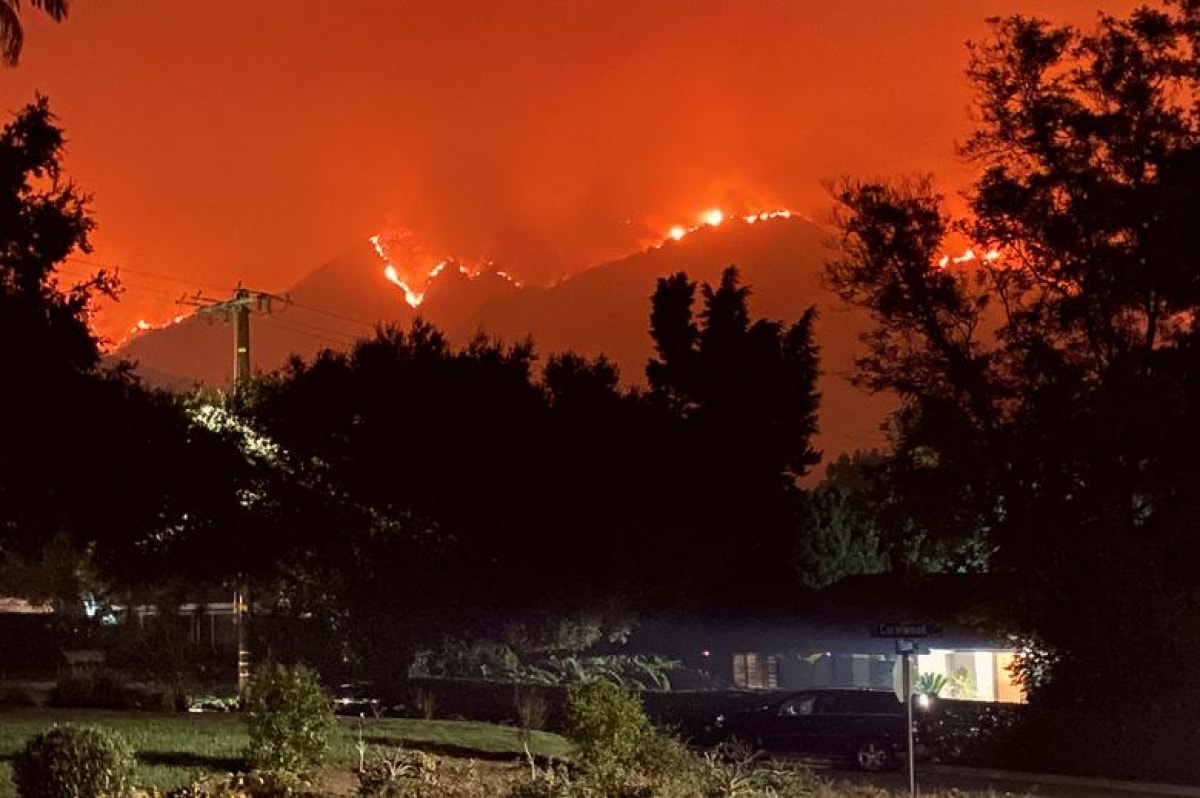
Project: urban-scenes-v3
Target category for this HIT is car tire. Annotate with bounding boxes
[853,737,894,772]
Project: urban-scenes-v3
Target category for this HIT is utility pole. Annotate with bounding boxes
[180,286,289,696]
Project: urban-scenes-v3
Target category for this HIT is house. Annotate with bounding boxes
[620,574,1025,703]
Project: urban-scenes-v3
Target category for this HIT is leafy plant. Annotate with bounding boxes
[565,679,652,775]
[244,663,339,779]
[12,725,136,798]
[356,744,440,797]
[915,672,948,697]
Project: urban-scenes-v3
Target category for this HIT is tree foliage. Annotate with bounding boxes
[828,3,1200,704]
[648,265,821,482]
[0,97,111,566]
[792,452,891,590]
[646,266,822,591]
[0,99,276,624]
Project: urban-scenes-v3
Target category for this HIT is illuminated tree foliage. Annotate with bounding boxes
[829,3,1200,705]
[792,452,891,590]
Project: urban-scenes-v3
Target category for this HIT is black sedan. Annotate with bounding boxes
[712,688,923,771]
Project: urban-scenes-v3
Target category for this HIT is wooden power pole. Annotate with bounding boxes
[180,285,289,695]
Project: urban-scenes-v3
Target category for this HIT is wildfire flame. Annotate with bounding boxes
[936,247,1003,271]
[374,208,805,308]
[371,229,521,309]
[653,207,797,249]
[119,313,188,346]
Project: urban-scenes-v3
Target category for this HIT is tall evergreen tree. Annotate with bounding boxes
[647,266,821,594]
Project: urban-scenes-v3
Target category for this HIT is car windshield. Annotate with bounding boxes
[777,695,816,716]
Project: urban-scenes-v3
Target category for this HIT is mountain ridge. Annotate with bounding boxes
[116,216,891,461]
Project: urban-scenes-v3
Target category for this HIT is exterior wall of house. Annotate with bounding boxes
[730,648,1024,703]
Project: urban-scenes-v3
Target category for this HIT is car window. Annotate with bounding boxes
[813,693,842,714]
[839,692,903,714]
[777,695,816,716]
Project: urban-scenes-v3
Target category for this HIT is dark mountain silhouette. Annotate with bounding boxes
[116,216,890,460]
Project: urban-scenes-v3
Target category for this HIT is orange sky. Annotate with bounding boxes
[1,0,1140,344]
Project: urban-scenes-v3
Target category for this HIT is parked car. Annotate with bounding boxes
[711,688,926,771]
[332,681,387,717]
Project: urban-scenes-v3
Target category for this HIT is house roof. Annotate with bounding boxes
[621,574,1010,656]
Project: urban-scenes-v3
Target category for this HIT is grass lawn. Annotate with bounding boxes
[0,708,569,797]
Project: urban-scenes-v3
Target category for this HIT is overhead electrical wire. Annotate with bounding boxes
[258,315,356,347]
[286,300,379,329]
[59,256,394,346]
[65,257,235,294]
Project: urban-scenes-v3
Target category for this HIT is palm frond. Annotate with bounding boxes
[0,1,24,65]
[30,0,69,23]
[2,0,69,65]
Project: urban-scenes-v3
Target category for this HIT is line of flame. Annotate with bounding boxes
[118,313,189,347]
[655,208,796,249]
[936,248,1003,270]
[371,233,522,309]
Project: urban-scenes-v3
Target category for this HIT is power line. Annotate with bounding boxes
[261,312,357,340]
[259,316,354,347]
[60,258,391,344]
[286,300,378,329]
[65,257,235,294]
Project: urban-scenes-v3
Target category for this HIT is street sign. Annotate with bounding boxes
[894,638,924,655]
[873,622,943,639]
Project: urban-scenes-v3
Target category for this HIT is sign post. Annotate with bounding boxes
[874,623,943,797]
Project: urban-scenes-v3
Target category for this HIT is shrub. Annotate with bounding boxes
[244,663,339,779]
[356,745,441,797]
[564,679,652,775]
[12,725,136,798]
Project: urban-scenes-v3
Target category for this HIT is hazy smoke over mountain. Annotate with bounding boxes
[0,1,1138,341]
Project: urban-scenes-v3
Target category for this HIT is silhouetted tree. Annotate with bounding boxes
[0,99,272,620]
[829,3,1200,705]
[0,96,107,563]
[649,265,821,480]
[647,266,821,594]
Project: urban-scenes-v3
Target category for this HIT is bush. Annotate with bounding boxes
[564,680,652,775]
[244,663,339,779]
[356,745,440,797]
[12,725,136,798]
